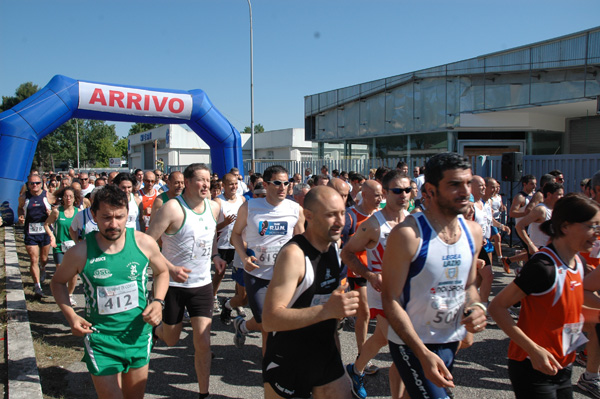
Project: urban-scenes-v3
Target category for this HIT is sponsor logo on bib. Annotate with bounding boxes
[258,221,288,236]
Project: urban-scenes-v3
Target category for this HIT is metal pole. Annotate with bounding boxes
[76,120,80,171]
[247,0,255,173]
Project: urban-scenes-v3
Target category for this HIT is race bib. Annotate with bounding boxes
[97,282,139,315]
[61,240,76,252]
[562,317,588,356]
[426,291,465,329]
[28,222,44,235]
[256,245,282,267]
[192,239,212,260]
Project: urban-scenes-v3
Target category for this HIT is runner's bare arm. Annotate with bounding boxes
[210,200,227,274]
[50,242,93,336]
[149,195,164,222]
[293,207,305,235]
[509,195,528,219]
[136,232,170,326]
[382,219,455,389]
[461,220,487,332]
[489,283,562,375]
[340,216,381,289]
[146,199,191,282]
[262,243,359,332]
[44,208,60,248]
[515,206,544,254]
[17,193,25,224]
[230,202,258,271]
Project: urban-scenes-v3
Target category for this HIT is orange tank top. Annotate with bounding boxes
[508,247,584,367]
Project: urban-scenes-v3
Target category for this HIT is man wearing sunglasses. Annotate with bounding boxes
[230,165,305,353]
[18,174,53,298]
[79,173,94,197]
[342,170,411,399]
[345,180,383,375]
[382,152,486,399]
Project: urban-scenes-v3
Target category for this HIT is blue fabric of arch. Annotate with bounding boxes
[0,75,243,224]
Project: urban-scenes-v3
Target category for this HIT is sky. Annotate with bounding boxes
[1,0,600,138]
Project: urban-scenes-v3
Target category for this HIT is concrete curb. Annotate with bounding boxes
[4,227,43,399]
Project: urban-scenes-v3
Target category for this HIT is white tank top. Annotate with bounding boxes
[127,193,140,231]
[491,195,503,220]
[245,198,300,280]
[216,194,245,249]
[161,196,216,288]
[72,207,98,236]
[473,200,492,239]
[528,203,552,248]
[366,210,409,311]
[388,212,475,345]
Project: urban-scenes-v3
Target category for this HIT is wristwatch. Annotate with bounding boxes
[152,298,165,309]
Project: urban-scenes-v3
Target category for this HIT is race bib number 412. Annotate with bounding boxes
[97,282,139,315]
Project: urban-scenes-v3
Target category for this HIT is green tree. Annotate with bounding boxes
[115,138,128,158]
[243,123,264,133]
[129,123,162,135]
[0,82,39,112]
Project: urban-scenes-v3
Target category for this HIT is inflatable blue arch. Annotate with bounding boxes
[0,75,244,224]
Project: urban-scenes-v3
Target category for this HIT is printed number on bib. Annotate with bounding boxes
[562,316,588,356]
[28,222,44,234]
[61,240,76,252]
[256,246,281,267]
[427,292,465,329]
[192,239,211,260]
[97,282,139,315]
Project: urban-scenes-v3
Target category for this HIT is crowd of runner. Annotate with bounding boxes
[12,155,600,399]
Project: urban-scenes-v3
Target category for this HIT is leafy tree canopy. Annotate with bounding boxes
[242,123,264,133]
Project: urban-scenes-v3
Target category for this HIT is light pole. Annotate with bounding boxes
[247,0,255,173]
[76,119,80,171]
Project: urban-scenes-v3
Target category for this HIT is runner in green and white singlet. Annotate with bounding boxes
[44,186,79,304]
[51,185,169,399]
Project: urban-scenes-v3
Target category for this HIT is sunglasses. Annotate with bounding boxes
[29,181,42,185]
[267,180,290,187]
[581,223,600,234]
[387,187,412,194]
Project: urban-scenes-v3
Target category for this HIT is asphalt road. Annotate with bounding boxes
[50,259,595,399]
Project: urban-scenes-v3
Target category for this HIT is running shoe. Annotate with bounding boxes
[346,363,367,399]
[220,304,233,326]
[508,306,520,318]
[576,351,588,367]
[34,286,45,299]
[233,316,247,348]
[502,257,511,274]
[364,360,379,375]
[213,297,221,314]
[236,307,247,318]
[183,309,190,321]
[69,295,77,307]
[578,374,600,399]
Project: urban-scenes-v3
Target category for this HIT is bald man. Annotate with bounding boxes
[139,171,159,231]
[150,171,185,221]
[262,186,359,399]
[346,180,383,375]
